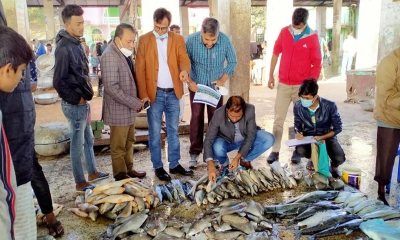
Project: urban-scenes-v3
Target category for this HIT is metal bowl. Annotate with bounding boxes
[34,93,59,105]
[359,99,374,112]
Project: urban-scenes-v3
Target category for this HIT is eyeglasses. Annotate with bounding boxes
[154,26,168,33]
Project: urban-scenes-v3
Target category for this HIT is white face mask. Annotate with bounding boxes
[118,38,133,57]
[291,25,303,36]
[152,30,168,40]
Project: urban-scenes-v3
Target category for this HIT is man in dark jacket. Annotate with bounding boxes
[53,4,109,193]
[293,79,345,178]
[204,96,275,182]
[267,8,321,164]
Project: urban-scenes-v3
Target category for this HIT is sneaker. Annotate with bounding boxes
[189,154,199,169]
[267,152,279,164]
[291,151,301,164]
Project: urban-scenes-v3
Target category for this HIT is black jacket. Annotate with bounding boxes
[204,103,257,161]
[53,30,93,104]
[0,64,34,186]
[294,97,342,137]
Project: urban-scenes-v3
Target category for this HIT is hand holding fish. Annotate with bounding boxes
[229,156,240,171]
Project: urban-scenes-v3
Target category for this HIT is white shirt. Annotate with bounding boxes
[156,38,174,88]
[342,36,357,57]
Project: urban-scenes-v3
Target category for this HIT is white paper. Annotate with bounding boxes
[285,136,317,147]
[193,84,222,108]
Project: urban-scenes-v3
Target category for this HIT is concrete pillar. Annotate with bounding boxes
[141,0,181,34]
[180,6,189,39]
[331,0,343,73]
[356,0,382,69]
[264,0,293,86]
[57,7,64,31]
[316,7,327,38]
[3,0,30,41]
[208,0,219,18]
[377,0,400,63]
[209,0,250,101]
[43,0,56,42]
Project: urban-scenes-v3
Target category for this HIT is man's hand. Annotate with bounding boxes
[268,76,275,89]
[313,136,324,141]
[211,79,225,87]
[229,156,240,171]
[207,161,217,183]
[179,70,189,82]
[188,81,198,92]
[141,97,150,109]
[295,132,304,140]
[78,97,86,105]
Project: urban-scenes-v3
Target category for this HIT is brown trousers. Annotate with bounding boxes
[189,90,223,155]
[374,127,400,185]
[110,124,135,176]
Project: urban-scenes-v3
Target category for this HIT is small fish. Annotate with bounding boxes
[188,216,213,236]
[160,185,174,203]
[67,208,88,218]
[171,179,186,200]
[75,195,85,207]
[155,185,164,203]
[113,210,149,237]
[164,227,185,238]
[78,203,99,213]
[134,197,145,211]
[118,201,133,218]
[195,189,206,207]
[99,202,115,214]
[217,202,247,224]
[111,202,128,214]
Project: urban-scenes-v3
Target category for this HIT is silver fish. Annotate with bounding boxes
[343,192,366,206]
[161,185,174,203]
[171,179,186,200]
[189,174,208,196]
[265,202,308,215]
[134,197,145,211]
[212,221,232,232]
[313,219,364,238]
[353,199,383,214]
[75,195,85,207]
[333,191,353,203]
[286,190,339,204]
[301,212,356,234]
[144,212,167,237]
[166,182,180,202]
[104,211,118,220]
[217,201,247,224]
[221,214,249,225]
[361,209,400,221]
[164,227,185,238]
[111,202,128,214]
[155,185,164,203]
[118,201,133,218]
[231,221,255,234]
[113,210,148,237]
[297,209,345,228]
[188,216,213,236]
[99,202,116,214]
[244,199,265,220]
[195,190,206,207]
[152,232,180,240]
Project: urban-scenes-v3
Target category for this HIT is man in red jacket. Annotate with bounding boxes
[267,8,322,164]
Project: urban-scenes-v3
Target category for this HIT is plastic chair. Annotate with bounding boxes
[385,144,400,193]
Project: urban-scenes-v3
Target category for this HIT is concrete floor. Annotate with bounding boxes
[34,68,400,239]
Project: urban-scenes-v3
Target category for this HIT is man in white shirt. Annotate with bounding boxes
[341,32,357,79]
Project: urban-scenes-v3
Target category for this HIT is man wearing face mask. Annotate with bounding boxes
[185,17,237,169]
[100,23,146,180]
[136,8,193,181]
[266,8,322,165]
[293,79,345,178]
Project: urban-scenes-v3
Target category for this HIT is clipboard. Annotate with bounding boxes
[285,136,317,147]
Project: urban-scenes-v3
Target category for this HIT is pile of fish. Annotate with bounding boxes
[303,171,345,190]
[155,179,194,203]
[265,190,400,239]
[68,178,160,221]
[98,199,274,240]
[34,197,64,226]
[191,162,300,207]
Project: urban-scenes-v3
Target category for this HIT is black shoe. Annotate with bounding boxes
[114,172,130,181]
[155,167,171,181]
[291,151,301,164]
[169,164,194,176]
[267,152,279,164]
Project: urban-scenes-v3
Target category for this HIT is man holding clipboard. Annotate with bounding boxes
[292,80,345,178]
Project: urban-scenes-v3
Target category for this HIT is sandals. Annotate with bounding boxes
[75,184,95,194]
[47,220,64,238]
[306,161,315,171]
[88,172,110,183]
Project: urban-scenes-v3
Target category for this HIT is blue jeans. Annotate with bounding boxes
[213,130,275,165]
[61,101,97,184]
[147,90,180,169]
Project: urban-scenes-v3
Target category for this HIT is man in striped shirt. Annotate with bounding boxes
[185,18,237,168]
[0,25,34,240]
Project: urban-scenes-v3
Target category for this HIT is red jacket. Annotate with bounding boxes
[273,25,322,85]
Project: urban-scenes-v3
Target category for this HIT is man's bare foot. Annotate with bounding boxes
[45,213,64,238]
[88,171,110,182]
[76,182,92,191]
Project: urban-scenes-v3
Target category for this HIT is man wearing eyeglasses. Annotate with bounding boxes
[136,8,193,181]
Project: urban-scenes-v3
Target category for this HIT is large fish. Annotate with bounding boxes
[333,191,352,203]
[360,209,400,221]
[187,215,213,236]
[265,202,308,215]
[301,213,357,234]
[92,194,134,205]
[217,201,247,224]
[312,219,364,238]
[353,199,383,214]
[144,212,167,237]
[103,186,125,195]
[164,227,185,238]
[297,209,345,228]
[113,210,148,238]
[78,203,99,213]
[360,219,400,240]
[67,208,88,218]
[286,190,339,204]
[93,178,133,192]
[244,199,265,220]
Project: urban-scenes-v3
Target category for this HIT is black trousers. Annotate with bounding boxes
[31,152,53,214]
[374,127,400,185]
[295,137,346,167]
